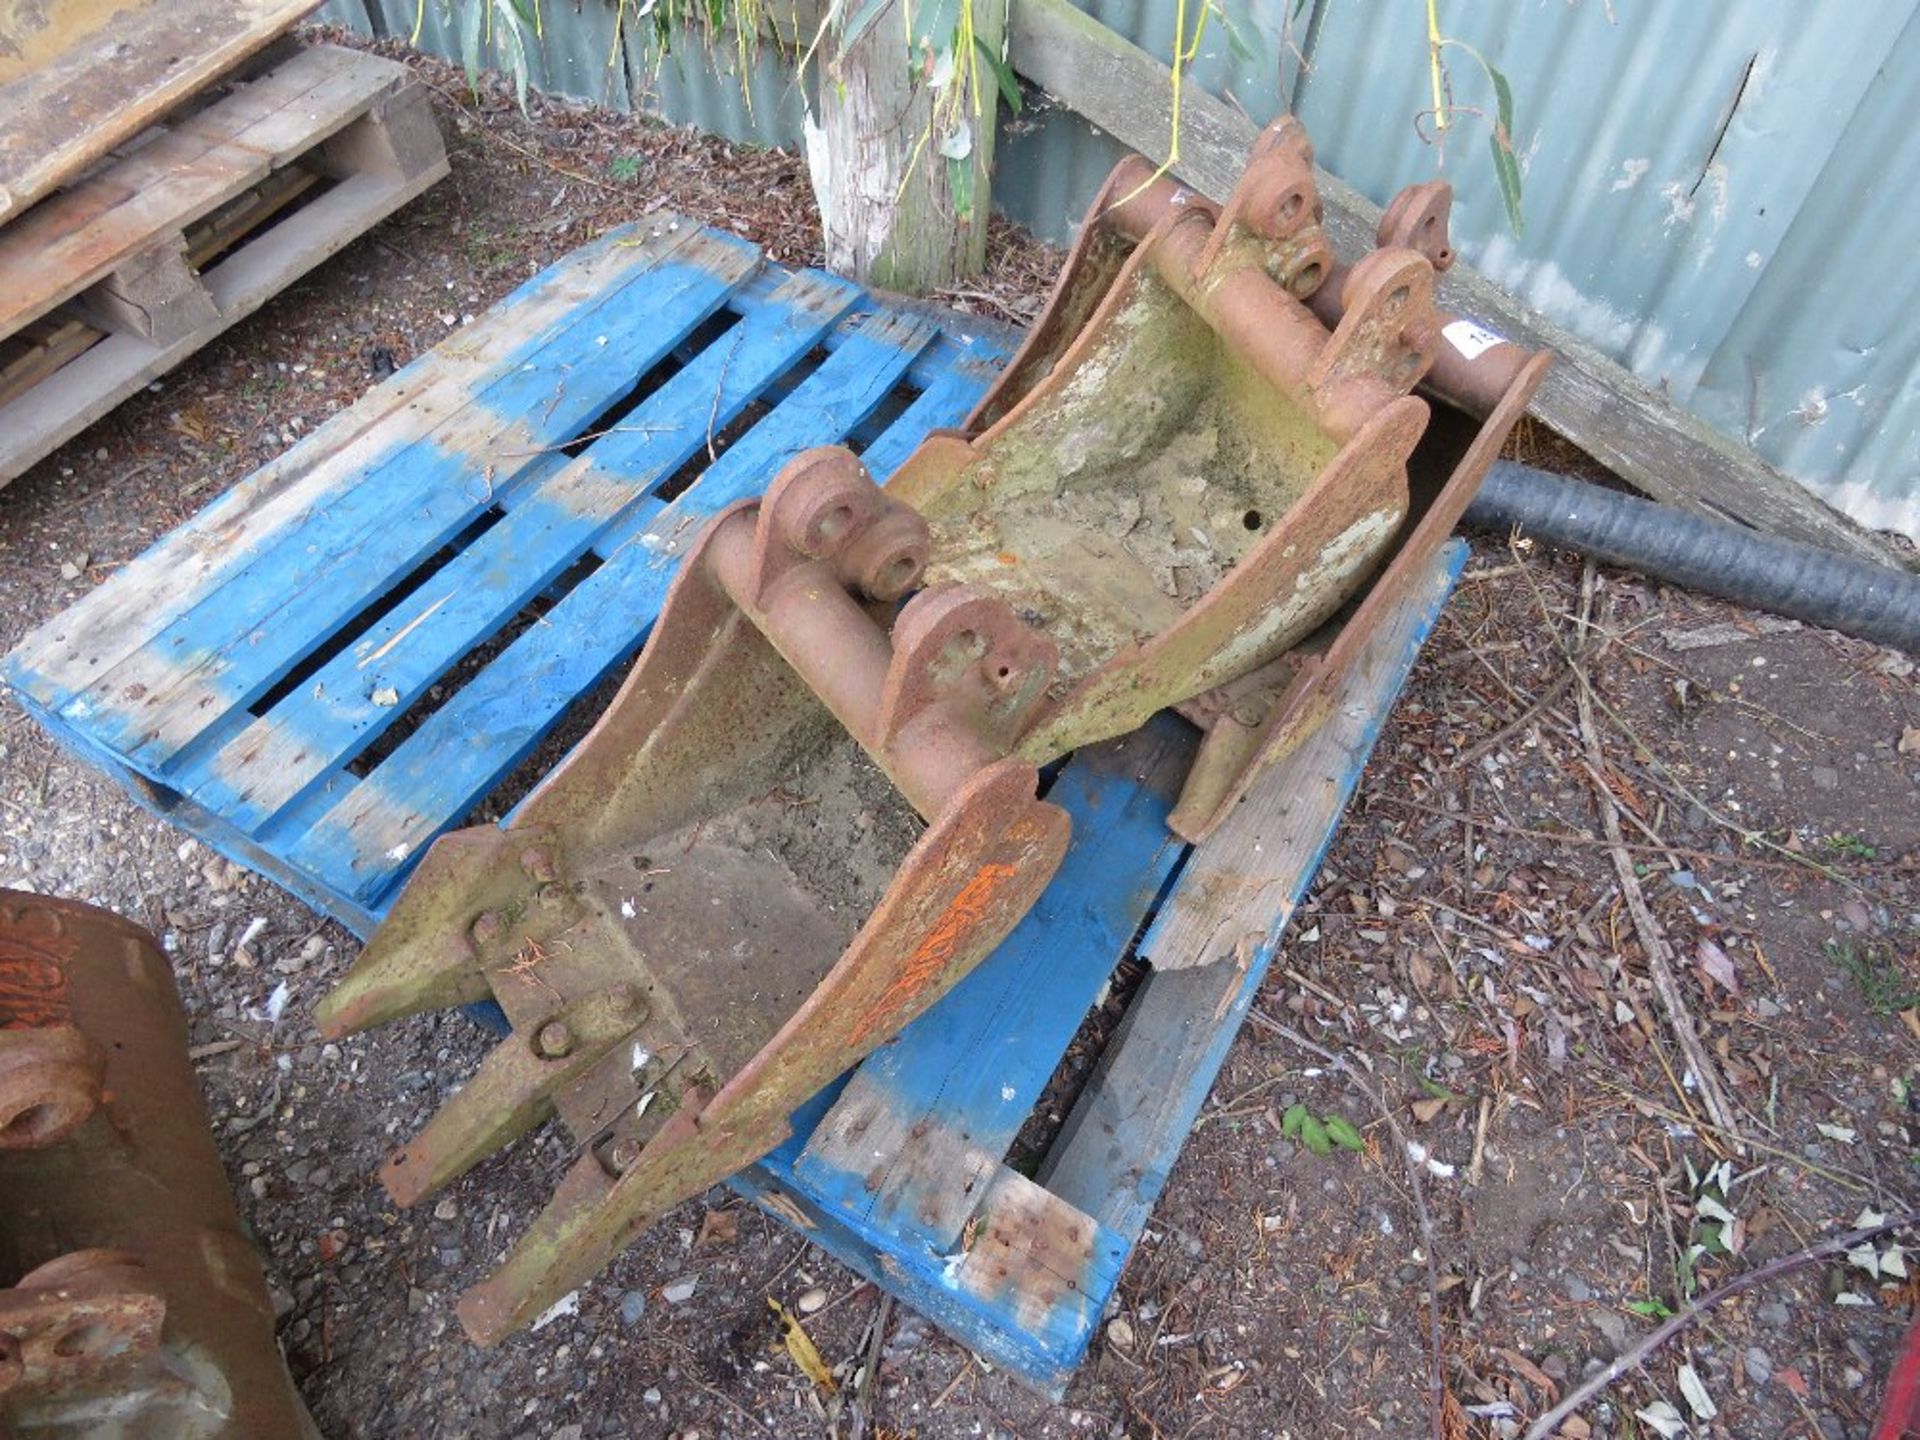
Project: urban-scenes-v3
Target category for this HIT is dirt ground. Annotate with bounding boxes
[1,36,1915,1440]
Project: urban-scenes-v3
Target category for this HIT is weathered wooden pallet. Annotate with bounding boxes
[0,0,318,221]
[0,43,448,485]
[2,220,1462,1393]
[3,219,1013,930]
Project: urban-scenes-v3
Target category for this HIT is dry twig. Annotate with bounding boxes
[1571,566,1747,1151]
[1520,1211,1918,1440]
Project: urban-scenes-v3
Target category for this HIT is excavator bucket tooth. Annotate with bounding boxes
[321,115,1548,1344]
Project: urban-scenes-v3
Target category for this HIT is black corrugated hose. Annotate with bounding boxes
[1463,461,1920,654]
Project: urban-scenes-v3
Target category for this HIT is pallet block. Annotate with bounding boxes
[0,43,448,485]
[3,219,1465,1393]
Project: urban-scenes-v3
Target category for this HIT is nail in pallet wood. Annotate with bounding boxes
[0,43,448,486]
[3,218,1465,1392]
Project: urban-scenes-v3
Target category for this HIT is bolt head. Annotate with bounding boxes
[608,1138,643,1173]
[535,1020,574,1059]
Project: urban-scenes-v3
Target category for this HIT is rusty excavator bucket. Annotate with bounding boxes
[315,119,1549,1345]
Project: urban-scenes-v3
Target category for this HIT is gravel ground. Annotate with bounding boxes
[1,36,1915,1440]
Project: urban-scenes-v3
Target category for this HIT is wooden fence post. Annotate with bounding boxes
[804,0,1004,293]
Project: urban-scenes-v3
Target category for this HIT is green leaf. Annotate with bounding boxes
[1483,59,1524,236]
[457,0,487,92]
[1488,134,1525,237]
[1300,1114,1333,1157]
[1487,61,1515,143]
[1417,1077,1469,1106]
[1282,1103,1308,1140]
[948,152,974,225]
[1626,1298,1675,1318]
[973,34,1023,115]
[1675,1245,1697,1298]
[494,2,533,116]
[1324,1116,1366,1153]
[838,0,892,49]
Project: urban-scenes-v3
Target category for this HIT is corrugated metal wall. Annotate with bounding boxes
[315,0,1919,539]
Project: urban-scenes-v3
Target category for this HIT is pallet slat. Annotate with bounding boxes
[0,0,316,220]
[184,259,854,833]
[5,225,671,709]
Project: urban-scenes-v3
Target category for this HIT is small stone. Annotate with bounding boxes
[1590,1308,1629,1354]
[661,1278,697,1305]
[1107,1317,1134,1351]
[551,1428,583,1440]
[1565,1276,1593,1303]
[620,1291,648,1328]
[796,1286,826,1314]
[642,1387,662,1405]
[1810,765,1840,790]
[408,1287,429,1314]
[1756,1301,1791,1328]
[1745,1346,1773,1385]
[433,1198,459,1221]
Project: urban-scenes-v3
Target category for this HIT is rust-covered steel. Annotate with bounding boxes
[0,891,320,1439]
[317,117,1547,1344]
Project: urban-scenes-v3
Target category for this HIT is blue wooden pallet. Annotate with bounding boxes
[4,218,1466,1396]
[4,220,1009,934]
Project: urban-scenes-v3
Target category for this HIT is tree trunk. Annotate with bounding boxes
[803,0,1004,293]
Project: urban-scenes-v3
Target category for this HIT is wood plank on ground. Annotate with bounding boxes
[1005,0,1906,571]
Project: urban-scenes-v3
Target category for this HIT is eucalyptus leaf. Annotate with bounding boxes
[1488,137,1525,237]
[1300,1114,1333,1157]
[1282,1103,1308,1140]
[1324,1116,1365,1153]
[948,151,974,224]
[458,0,487,90]
[973,34,1023,115]
[1677,1363,1718,1421]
